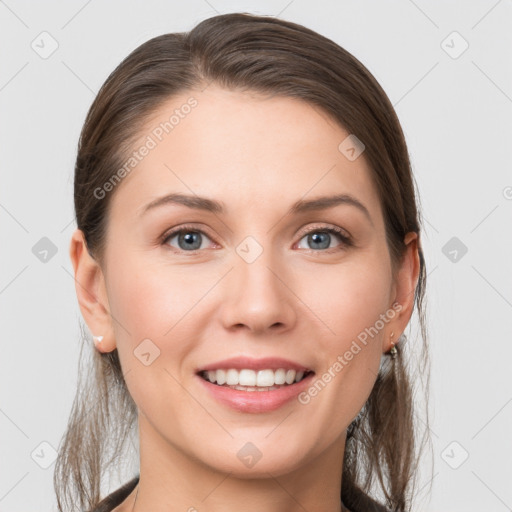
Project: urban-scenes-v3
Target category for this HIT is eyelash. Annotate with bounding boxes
[160,223,353,254]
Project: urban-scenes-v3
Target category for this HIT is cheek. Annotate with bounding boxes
[107,264,171,341]
[105,253,221,366]
[285,258,392,444]
[104,255,205,411]
[300,256,391,389]
[297,255,392,339]
[107,255,188,332]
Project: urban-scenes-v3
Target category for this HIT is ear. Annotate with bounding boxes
[384,231,421,353]
[69,228,117,353]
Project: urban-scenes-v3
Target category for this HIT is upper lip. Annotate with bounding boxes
[196,356,313,373]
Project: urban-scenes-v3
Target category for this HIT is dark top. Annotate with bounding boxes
[90,475,392,512]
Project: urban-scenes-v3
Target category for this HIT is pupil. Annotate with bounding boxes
[309,232,329,250]
[180,232,201,250]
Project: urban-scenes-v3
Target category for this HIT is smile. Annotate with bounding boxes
[196,369,316,413]
[199,368,312,389]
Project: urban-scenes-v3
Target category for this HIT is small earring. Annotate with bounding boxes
[93,335,104,349]
[389,332,397,359]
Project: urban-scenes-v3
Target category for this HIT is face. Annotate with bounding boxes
[73,85,416,479]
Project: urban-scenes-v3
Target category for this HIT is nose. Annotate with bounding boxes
[219,248,297,335]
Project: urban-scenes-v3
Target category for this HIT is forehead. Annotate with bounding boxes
[108,85,383,225]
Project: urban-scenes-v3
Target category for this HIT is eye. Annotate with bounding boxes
[161,223,353,254]
[296,225,352,252]
[162,225,215,252]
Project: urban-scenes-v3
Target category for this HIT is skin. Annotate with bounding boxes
[70,85,420,512]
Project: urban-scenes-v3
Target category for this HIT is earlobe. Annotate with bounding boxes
[69,229,117,353]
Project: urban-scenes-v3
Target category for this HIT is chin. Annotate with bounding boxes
[200,444,308,479]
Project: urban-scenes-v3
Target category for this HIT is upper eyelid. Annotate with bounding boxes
[297,223,351,239]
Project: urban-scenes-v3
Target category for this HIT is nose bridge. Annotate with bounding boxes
[236,239,278,293]
[220,235,296,333]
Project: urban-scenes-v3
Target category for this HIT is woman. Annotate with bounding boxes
[55,12,431,512]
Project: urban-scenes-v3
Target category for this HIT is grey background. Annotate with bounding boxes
[1,1,511,511]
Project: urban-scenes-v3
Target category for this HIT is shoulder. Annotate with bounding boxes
[88,476,139,512]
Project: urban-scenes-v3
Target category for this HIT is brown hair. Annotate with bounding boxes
[55,12,432,512]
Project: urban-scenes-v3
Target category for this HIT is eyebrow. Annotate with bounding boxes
[140,192,373,225]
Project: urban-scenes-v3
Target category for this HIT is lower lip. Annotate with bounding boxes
[196,372,315,413]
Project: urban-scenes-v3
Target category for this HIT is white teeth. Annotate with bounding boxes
[256,369,273,387]
[201,368,310,387]
[274,368,286,385]
[213,369,226,385]
[285,369,296,384]
[226,369,239,385]
[240,369,256,386]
